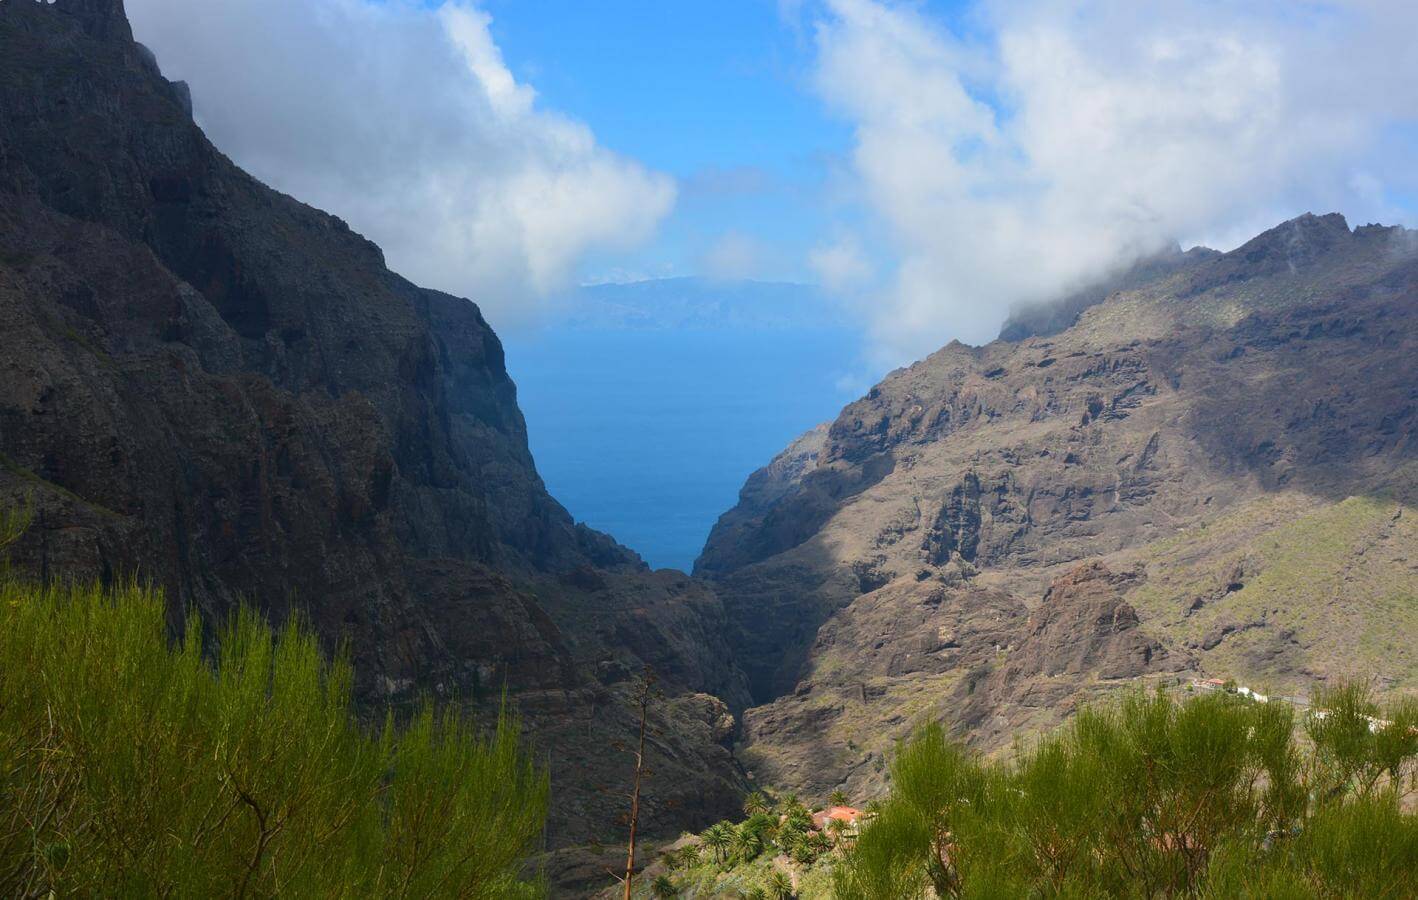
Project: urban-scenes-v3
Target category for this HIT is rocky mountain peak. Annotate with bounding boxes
[1231,211,1353,270]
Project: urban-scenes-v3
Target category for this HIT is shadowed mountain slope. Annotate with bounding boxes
[0,0,750,853]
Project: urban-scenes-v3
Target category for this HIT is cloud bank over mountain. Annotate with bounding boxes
[124,0,1418,363]
[125,0,676,325]
[807,0,1418,363]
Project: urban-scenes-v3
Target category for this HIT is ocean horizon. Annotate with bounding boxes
[504,319,863,571]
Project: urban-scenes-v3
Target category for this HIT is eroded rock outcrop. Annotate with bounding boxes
[952,562,1182,746]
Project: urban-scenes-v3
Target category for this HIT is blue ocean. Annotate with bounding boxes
[501,279,865,571]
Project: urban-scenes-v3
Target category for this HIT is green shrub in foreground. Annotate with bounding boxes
[835,687,1418,899]
[0,578,548,898]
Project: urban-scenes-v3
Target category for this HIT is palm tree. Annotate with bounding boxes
[767,870,794,900]
[651,874,678,899]
[743,889,768,900]
[701,822,734,865]
[743,790,771,817]
[673,843,700,869]
[791,841,816,865]
[777,806,812,850]
[828,788,848,807]
[732,823,764,863]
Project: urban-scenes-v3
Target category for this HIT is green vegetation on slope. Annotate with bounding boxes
[0,555,548,896]
[634,789,843,899]
[835,687,1418,899]
[1124,491,1418,695]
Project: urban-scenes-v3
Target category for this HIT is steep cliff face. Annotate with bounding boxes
[702,211,1418,799]
[0,0,748,849]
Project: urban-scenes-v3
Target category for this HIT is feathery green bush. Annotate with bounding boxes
[835,687,1418,899]
[0,576,548,898]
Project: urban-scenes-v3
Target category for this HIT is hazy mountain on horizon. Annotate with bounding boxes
[558,276,855,332]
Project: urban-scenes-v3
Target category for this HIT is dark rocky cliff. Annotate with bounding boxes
[0,0,748,856]
[701,211,1418,800]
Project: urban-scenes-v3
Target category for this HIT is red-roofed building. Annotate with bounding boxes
[812,806,863,832]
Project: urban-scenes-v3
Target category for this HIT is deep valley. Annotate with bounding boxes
[1,1,1415,897]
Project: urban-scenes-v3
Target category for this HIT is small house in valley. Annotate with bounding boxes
[811,806,863,834]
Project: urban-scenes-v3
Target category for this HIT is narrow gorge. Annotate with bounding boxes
[2,1,1415,896]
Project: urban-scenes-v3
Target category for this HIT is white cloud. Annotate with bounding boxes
[809,0,1418,364]
[699,231,769,280]
[808,235,873,291]
[124,0,675,325]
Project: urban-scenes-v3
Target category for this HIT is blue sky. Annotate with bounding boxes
[471,0,977,288]
[481,2,834,174]
[478,0,855,284]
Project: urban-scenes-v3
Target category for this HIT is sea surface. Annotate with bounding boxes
[503,324,863,572]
